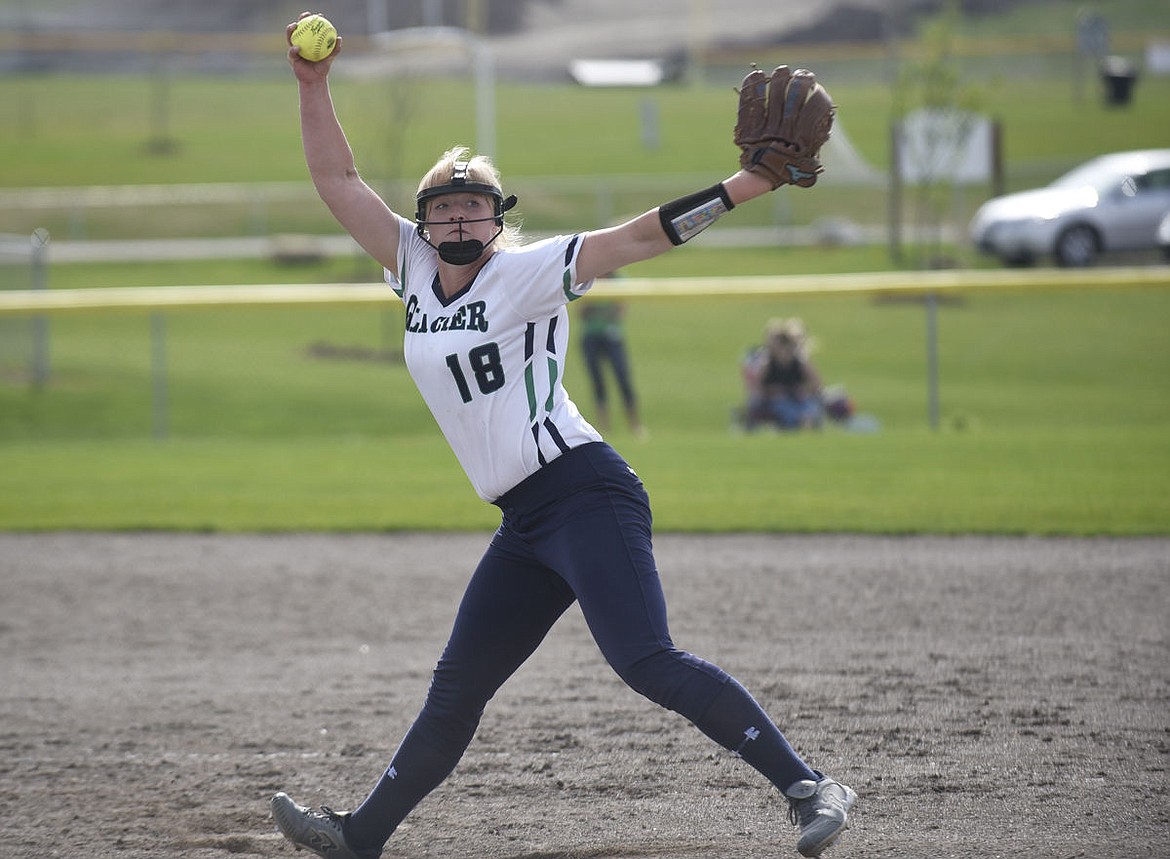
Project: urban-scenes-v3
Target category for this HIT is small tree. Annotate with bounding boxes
[891,1,985,268]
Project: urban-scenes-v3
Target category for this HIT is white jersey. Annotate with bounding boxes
[386,215,602,501]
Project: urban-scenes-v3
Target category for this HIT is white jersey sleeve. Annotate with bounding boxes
[385,215,602,501]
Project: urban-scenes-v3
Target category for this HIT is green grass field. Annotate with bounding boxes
[3,281,1167,533]
[2,7,1169,534]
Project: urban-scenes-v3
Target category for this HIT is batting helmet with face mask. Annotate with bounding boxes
[415,159,518,265]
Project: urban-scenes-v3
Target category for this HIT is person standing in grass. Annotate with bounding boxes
[578,280,646,437]
[272,14,855,859]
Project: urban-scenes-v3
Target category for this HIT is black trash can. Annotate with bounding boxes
[1100,56,1138,106]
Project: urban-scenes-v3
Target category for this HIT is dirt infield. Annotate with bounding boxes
[1,533,1166,859]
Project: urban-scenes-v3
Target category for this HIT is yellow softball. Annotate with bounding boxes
[291,14,337,63]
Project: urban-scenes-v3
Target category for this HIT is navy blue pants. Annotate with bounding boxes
[346,443,815,850]
[582,332,637,412]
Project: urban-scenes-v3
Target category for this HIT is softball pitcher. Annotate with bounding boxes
[273,13,853,859]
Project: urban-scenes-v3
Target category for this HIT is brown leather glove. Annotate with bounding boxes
[734,65,835,189]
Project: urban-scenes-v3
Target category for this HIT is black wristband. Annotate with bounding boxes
[658,183,735,245]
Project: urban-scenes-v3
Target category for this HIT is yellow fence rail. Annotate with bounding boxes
[3,267,1166,434]
[2,267,1169,315]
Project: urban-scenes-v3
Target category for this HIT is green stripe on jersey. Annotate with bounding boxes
[545,357,558,412]
[524,363,537,420]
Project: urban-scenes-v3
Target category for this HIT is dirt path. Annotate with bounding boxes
[1,533,1166,858]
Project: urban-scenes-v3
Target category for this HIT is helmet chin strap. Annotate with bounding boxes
[436,238,488,266]
[425,217,504,266]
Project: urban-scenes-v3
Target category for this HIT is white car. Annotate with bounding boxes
[969,149,1170,267]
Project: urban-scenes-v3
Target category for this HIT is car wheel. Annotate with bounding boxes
[1054,224,1099,267]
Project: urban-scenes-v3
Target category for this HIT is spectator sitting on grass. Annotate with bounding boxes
[741,318,824,431]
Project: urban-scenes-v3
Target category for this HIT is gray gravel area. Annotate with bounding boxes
[1,533,1167,858]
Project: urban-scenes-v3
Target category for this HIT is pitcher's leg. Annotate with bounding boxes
[538,454,817,791]
[344,537,575,850]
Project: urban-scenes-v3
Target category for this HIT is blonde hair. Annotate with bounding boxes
[417,146,522,248]
[765,317,816,358]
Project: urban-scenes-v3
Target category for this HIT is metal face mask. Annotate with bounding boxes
[415,160,517,265]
